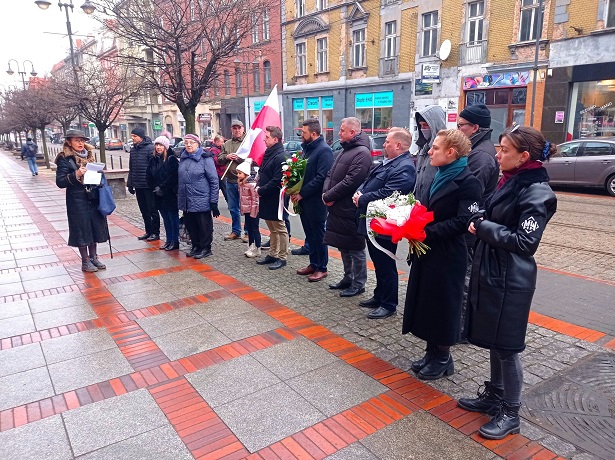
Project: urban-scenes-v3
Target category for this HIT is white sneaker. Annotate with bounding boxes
[245,243,256,257]
[252,246,261,257]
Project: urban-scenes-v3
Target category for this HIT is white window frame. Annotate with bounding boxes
[296,0,305,18]
[317,37,328,73]
[384,21,397,58]
[467,1,484,44]
[263,10,270,40]
[422,11,438,57]
[519,0,542,42]
[295,42,307,76]
[252,23,259,44]
[352,28,366,68]
[607,0,615,28]
[317,0,328,10]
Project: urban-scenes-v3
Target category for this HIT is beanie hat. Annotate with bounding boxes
[459,104,491,128]
[236,159,252,176]
[184,134,201,145]
[131,126,146,139]
[160,130,173,140]
[154,136,170,150]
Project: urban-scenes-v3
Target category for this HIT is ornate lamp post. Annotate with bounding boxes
[6,59,38,89]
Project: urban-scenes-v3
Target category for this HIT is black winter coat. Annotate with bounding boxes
[257,142,286,221]
[468,129,499,205]
[322,132,372,250]
[468,167,556,353]
[146,153,179,211]
[300,136,334,221]
[402,169,482,345]
[55,145,109,248]
[127,137,155,189]
[357,152,416,236]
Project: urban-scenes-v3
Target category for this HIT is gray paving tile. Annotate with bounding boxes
[0,252,15,262]
[94,262,142,279]
[125,251,176,264]
[361,412,495,460]
[188,354,280,407]
[325,444,379,460]
[0,343,45,378]
[22,274,75,293]
[15,254,60,267]
[253,338,339,379]
[0,282,24,297]
[110,240,151,252]
[207,309,282,341]
[0,314,35,340]
[153,323,231,361]
[0,272,21,285]
[132,258,181,271]
[33,304,97,330]
[191,296,255,322]
[28,291,88,314]
[106,277,161,297]
[0,367,55,411]
[0,415,73,460]
[41,329,117,364]
[11,239,47,250]
[0,259,17,270]
[78,425,193,460]
[136,308,205,338]
[116,290,179,311]
[287,361,387,417]
[0,299,30,320]
[13,248,55,260]
[153,271,220,297]
[48,347,133,393]
[215,382,325,452]
[19,266,69,282]
[63,389,168,456]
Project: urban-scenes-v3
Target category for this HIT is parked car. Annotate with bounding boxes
[330,134,387,168]
[105,138,123,150]
[283,141,302,155]
[90,136,100,148]
[544,138,615,196]
[123,139,133,152]
[173,140,185,156]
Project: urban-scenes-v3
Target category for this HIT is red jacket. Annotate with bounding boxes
[210,146,226,178]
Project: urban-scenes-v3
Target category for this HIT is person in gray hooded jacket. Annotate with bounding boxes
[413,106,447,205]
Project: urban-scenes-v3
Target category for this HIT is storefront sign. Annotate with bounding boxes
[293,98,305,111]
[322,96,334,109]
[119,124,127,130]
[152,120,162,129]
[463,71,530,90]
[555,111,565,124]
[448,113,457,123]
[415,80,433,96]
[421,64,440,83]
[355,91,393,108]
[254,101,264,113]
[197,113,212,122]
[307,97,320,110]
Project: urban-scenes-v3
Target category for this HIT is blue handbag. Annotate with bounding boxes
[97,174,116,216]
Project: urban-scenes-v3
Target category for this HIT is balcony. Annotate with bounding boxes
[459,40,487,66]
[379,56,399,77]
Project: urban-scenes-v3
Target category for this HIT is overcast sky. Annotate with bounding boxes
[0,1,98,89]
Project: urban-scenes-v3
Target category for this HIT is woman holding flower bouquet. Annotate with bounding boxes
[458,125,556,440]
[402,129,482,381]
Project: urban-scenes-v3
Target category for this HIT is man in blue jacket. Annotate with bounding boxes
[354,128,416,319]
[292,119,334,282]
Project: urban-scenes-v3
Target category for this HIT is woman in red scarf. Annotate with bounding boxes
[458,125,557,440]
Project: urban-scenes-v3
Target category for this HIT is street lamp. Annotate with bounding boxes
[234,56,260,127]
[6,59,38,89]
[35,0,97,129]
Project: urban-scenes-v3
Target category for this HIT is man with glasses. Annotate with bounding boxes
[218,120,247,242]
[457,104,499,342]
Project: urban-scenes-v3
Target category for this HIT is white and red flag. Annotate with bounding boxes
[235,85,281,166]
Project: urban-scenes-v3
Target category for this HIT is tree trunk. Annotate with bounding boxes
[182,108,196,136]
[39,128,51,169]
[98,130,107,165]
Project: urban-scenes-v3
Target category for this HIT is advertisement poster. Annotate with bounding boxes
[463,71,530,90]
[415,80,433,96]
[555,111,565,124]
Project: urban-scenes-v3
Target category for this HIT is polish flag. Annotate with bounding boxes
[236,85,281,166]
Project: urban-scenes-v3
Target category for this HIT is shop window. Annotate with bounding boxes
[466,87,527,140]
[569,80,615,139]
[422,12,438,57]
[317,38,328,73]
[519,0,543,42]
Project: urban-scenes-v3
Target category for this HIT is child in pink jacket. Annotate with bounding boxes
[236,160,261,257]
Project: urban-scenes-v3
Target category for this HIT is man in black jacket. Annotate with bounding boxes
[293,119,334,282]
[127,127,160,241]
[354,128,416,319]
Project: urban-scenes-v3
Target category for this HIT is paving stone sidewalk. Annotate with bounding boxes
[0,150,612,459]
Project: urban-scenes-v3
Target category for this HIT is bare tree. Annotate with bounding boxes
[59,61,143,164]
[48,79,81,135]
[91,0,271,133]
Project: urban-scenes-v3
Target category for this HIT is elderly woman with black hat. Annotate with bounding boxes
[55,129,109,272]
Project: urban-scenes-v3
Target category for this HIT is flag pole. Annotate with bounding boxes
[220,133,251,180]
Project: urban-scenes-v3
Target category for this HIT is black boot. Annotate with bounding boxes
[458,381,503,416]
[418,349,454,380]
[411,344,434,373]
[479,401,521,440]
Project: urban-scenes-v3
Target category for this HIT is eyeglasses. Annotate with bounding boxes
[457,122,473,129]
[184,141,198,146]
[508,123,532,153]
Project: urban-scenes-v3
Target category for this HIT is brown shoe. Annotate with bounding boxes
[308,271,328,282]
[224,233,240,241]
[297,265,316,276]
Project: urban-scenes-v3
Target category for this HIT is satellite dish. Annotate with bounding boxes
[439,39,452,61]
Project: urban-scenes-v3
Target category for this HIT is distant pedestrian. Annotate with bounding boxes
[127,127,160,241]
[54,129,109,272]
[177,134,219,259]
[293,118,333,283]
[218,120,246,241]
[21,137,39,176]
[323,117,372,297]
[236,160,260,258]
[147,136,180,251]
[458,125,557,440]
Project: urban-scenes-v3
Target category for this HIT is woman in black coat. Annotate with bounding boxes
[55,129,109,273]
[147,136,180,251]
[402,129,481,380]
[458,125,557,440]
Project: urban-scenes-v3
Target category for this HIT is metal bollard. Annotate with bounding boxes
[94,152,98,162]
[110,155,114,169]
[119,156,123,169]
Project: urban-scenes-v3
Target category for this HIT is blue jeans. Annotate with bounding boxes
[225,182,241,236]
[27,157,38,175]
[160,210,180,243]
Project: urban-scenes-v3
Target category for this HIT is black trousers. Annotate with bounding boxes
[184,211,213,251]
[366,237,399,311]
[135,188,160,236]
